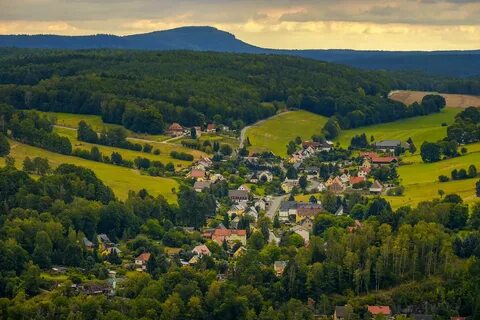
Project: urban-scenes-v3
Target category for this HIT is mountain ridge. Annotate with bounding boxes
[1,26,480,77]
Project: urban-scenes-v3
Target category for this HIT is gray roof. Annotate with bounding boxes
[228,190,249,198]
[279,201,298,211]
[335,306,348,318]
[375,140,402,148]
[194,181,212,190]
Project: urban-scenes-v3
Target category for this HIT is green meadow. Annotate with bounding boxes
[3,140,180,203]
[335,108,460,148]
[246,110,328,157]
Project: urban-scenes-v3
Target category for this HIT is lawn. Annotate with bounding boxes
[38,111,170,142]
[388,145,480,208]
[55,127,204,169]
[174,132,240,152]
[335,108,460,148]
[3,140,180,203]
[246,111,328,157]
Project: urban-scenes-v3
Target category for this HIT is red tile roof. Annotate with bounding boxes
[136,252,151,262]
[207,124,216,131]
[350,176,366,185]
[361,152,379,159]
[213,229,246,236]
[168,123,183,131]
[191,168,206,178]
[371,156,397,164]
[367,306,391,316]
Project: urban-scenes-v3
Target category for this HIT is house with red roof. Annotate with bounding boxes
[206,123,217,133]
[350,176,366,188]
[190,167,206,180]
[192,244,211,257]
[211,228,247,246]
[367,306,392,318]
[135,252,151,271]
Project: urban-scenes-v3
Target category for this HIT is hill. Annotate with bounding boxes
[1,26,480,76]
[246,111,328,157]
[389,90,480,108]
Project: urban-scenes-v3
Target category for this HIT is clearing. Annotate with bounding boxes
[389,90,480,108]
[335,108,460,148]
[3,140,180,203]
[245,110,328,157]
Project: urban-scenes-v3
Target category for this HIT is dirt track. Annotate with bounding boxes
[389,90,480,108]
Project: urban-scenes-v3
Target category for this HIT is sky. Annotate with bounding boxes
[1,0,480,51]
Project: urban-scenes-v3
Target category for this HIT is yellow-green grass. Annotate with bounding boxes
[335,108,460,148]
[54,127,205,169]
[3,140,180,203]
[246,111,328,157]
[38,111,170,142]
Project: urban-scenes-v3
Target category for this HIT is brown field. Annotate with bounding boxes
[389,90,480,108]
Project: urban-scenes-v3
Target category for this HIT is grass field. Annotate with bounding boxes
[335,108,460,148]
[38,111,170,142]
[55,127,204,169]
[3,140,180,203]
[174,132,240,151]
[246,111,328,157]
[389,90,480,108]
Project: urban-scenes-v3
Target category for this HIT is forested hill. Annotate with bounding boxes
[1,26,480,77]
[0,48,421,133]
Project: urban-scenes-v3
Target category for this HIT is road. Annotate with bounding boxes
[266,194,288,220]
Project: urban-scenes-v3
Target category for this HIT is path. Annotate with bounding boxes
[266,194,288,220]
[239,111,292,149]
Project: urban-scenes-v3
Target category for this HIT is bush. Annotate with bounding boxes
[438,175,449,182]
[170,151,194,161]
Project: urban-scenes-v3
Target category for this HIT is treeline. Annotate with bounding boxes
[0,48,453,134]
[446,106,480,144]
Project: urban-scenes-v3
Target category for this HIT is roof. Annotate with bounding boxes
[192,244,211,255]
[83,237,94,247]
[371,156,398,164]
[367,306,391,316]
[136,252,151,262]
[168,122,183,131]
[207,123,216,130]
[228,190,249,198]
[350,176,366,185]
[375,140,402,148]
[280,201,298,211]
[190,168,206,178]
[213,228,247,237]
[370,180,384,190]
[335,306,348,318]
[194,181,212,190]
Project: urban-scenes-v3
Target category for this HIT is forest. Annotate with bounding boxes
[0,48,474,136]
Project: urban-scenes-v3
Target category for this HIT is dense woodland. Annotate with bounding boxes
[0,48,473,135]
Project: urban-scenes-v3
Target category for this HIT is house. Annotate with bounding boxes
[82,237,94,250]
[210,173,225,182]
[347,219,363,233]
[227,202,248,217]
[254,199,267,211]
[334,306,352,320]
[197,157,213,169]
[367,306,392,318]
[188,255,200,265]
[328,177,345,193]
[370,180,384,194]
[258,170,274,182]
[194,126,202,137]
[135,252,151,271]
[245,207,259,221]
[350,176,366,188]
[230,216,241,229]
[206,123,217,133]
[190,167,206,180]
[233,246,247,258]
[358,166,371,178]
[296,203,324,222]
[167,123,184,136]
[228,190,249,202]
[371,156,398,166]
[193,180,212,192]
[302,140,334,152]
[192,244,211,257]
[299,216,314,231]
[279,201,299,222]
[291,225,310,244]
[211,228,247,245]
[238,184,251,192]
[375,140,408,153]
[339,173,350,184]
[274,261,288,277]
[281,178,299,193]
[335,205,344,216]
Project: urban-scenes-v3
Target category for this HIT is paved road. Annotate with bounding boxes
[266,194,288,220]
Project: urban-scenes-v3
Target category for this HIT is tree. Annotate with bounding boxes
[322,118,341,140]
[477,180,480,197]
[190,127,197,139]
[4,156,15,167]
[286,141,297,155]
[299,176,308,190]
[294,136,302,145]
[470,202,480,229]
[23,157,35,172]
[438,189,445,198]
[469,165,478,178]
[90,146,102,162]
[111,151,123,165]
[420,142,441,163]
[220,144,232,156]
[77,120,98,143]
[0,133,10,156]
[32,231,53,268]
[23,263,41,296]
[33,157,50,176]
